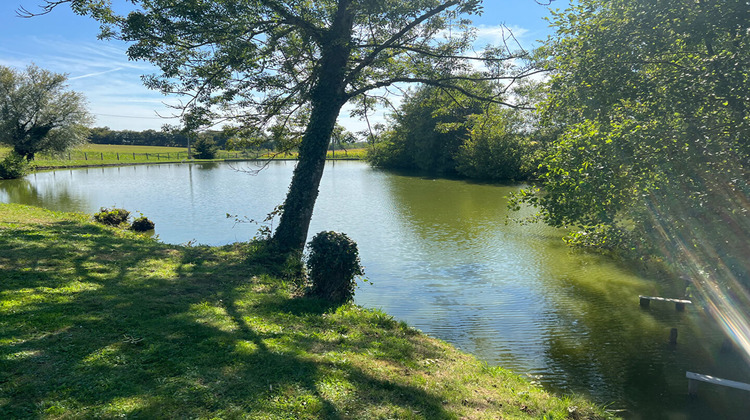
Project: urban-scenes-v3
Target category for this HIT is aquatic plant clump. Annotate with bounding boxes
[306,231,364,304]
[93,207,130,226]
[130,216,155,232]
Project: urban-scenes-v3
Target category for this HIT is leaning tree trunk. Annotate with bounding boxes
[271,0,354,254]
[271,96,345,253]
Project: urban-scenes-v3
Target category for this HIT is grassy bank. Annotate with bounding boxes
[1,145,366,170]
[0,203,612,419]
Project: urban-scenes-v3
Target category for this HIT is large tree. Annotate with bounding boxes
[369,79,539,180]
[521,0,749,248]
[23,0,534,253]
[368,82,489,174]
[0,64,92,161]
[517,0,750,351]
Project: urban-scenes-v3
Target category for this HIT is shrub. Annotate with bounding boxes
[0,152,29,179]
[130,216,155,232]
[191,136,218,159]
[454,109,534,181]
[93,207,130,226]
[306,231,364,304]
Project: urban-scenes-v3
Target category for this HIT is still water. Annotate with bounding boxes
[2,161,749,418]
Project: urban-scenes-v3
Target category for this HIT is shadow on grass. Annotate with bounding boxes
[0,219,453,418]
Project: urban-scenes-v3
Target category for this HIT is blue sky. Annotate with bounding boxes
[0,1,568,132]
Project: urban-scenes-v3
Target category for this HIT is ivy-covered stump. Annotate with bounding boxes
[306,231,364,304]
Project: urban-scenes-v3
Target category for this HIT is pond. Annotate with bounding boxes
[2,161,749,418]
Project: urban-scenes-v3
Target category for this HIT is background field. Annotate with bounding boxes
[0,145,366,169]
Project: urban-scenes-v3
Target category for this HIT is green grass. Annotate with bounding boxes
[1,145,366,170]
[73,144,190,154]
[0,203,614,419]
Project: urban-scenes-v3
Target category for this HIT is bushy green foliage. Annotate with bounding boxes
[130,216,155,231]
[0,65,92,161]
[515,0,750,262]
[368,82,541,181]
[367,83,486,175]
[455,107,536,181]
[306,231,364,304]
[366,131,414,170]
[191,136,218,159]
[93,207,130,226]
[0,152,29,179]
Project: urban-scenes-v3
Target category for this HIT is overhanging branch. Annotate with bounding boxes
[16,1,71,17]
[344,0,460,84]
[351,44,528,62]
[346,73,544,110]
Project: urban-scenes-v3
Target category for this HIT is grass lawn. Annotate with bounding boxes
[1,145,366,170]
[0,203,613,419]
[74,144,190,154]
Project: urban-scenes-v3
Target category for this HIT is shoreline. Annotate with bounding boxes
[30,156,363,171]
[0,202,614,419]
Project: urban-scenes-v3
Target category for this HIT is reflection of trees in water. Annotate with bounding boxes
[540,268,750,417]
[379,171,750,417]
[540,274,652,406]
[195,162,220,171]
[377,172,563,373]
[0,176,85,211]
[378,172,511,245]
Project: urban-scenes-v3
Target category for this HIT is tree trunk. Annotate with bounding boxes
[13,145,34,161]
[271,0,354,254]
[272,97,346,253]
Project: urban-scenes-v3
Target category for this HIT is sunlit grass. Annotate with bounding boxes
[1,145,367,170]
[0,203,613,419]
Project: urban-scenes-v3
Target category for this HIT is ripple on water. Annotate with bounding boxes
[5,161,750,418]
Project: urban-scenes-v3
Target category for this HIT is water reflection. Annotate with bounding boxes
[0,176,84,210]
[195,162,221,170]
[373,172,561,370]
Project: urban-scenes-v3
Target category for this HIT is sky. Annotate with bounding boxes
[0,0,569,133]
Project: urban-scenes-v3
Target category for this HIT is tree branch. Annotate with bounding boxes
[344,1,460,84]
[346,73,543,110]
[352,43,528,62]
[261,0,325,43]
[16,1,71,18]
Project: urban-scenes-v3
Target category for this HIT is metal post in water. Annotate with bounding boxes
[669,328,678,345]
[639,297,650,308]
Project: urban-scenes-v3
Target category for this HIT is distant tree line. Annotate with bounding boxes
[88,127,235,148]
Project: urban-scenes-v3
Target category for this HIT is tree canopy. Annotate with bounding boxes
[520,0,749,233]
[369,82,489,175]
[368,81,538,180]
[29,0,533,253]
[517,0,750,289]
[0,64,92,161]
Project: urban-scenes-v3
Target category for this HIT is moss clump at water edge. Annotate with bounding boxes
[0,203,614,419]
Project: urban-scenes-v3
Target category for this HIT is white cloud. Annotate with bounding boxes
[68,67,124,81]
[474,24,530,48]
[1,37,184,130]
